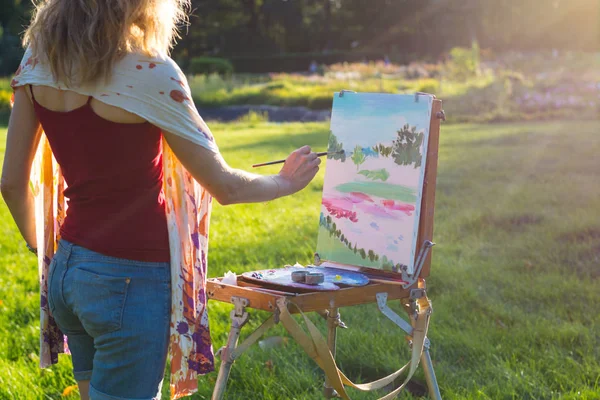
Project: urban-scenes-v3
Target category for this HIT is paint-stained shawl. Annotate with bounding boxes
[11,47,217,399]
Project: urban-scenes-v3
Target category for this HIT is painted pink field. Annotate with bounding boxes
[322,193,414,221]
[319,158,421,269]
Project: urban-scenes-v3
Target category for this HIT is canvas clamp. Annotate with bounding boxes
[410,240,435,279]
[415,91,437,102]
[314,252,322,265]
[339,89,357,97]
[396,240,435,288]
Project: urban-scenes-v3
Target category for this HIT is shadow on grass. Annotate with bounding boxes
[334,360,429,398]
[436,120,600,281]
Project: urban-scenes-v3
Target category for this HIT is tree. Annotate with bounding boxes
[381,255,394,269]
[0,0,31,75]
[367,250,375,262]
[392,124,424,169]
[351,144,366,171]
[372,144,393,157]
[328,131,346,162]
[359,248,366,259]
[4,0,599,74]
[319,212,326,226]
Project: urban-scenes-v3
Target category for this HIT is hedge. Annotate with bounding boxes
[0,35,24,77]
[0,89,12,114]
[189,57,234,75]
[223,51,389,73]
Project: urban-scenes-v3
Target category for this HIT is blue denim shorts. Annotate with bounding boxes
[47,239,171,400]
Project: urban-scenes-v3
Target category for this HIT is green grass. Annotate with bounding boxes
[1,119,599,399]
[187,73,483,113]
[188,74,423,110]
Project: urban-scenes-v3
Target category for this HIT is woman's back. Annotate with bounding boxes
[30,86,170,262]
[30,86,147,122]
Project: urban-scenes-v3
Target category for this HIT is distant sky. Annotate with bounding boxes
[330,92,432,150]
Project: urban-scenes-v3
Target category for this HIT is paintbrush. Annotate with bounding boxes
[252,150,344,168]
[368,277,409,287]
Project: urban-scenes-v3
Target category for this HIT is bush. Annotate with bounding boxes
[189,57,234,76]
[0,89,12,113]
[227,51,387,73]
[415,79,440,94]
[447,43,481,80]
[0,34,23,77]
[235,110,269,125]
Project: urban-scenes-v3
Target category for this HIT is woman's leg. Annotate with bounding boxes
[47,241,96,394]
[77,380,90,400]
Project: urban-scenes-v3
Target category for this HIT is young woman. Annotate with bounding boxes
[1,0,320,399]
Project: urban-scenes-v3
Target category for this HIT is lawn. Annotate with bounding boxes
[0,119,599,399]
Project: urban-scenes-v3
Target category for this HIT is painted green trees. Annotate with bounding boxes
[392,124,424,168]
[329,124,424,170]
[369,124,424,169]
[327,131,346,161]
[358,168,390,181]
[372,143,393,157]
[351,144,366,170]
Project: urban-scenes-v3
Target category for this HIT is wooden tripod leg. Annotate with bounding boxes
[323,307,341,399]
[420,339,442,400]
[212,297,250,400]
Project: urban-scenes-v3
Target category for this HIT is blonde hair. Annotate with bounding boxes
[23,0,189,86]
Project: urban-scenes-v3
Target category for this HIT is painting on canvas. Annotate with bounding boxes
[315,92,433,274]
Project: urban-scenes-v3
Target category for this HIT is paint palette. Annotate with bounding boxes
[241,265,369,292]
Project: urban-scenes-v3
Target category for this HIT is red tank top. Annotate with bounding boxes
[30,86,170,262]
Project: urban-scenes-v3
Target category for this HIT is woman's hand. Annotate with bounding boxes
[275,145,321,196]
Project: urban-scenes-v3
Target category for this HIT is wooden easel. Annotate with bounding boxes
[207,98,444,400]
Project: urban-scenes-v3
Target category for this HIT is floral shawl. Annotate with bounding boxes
[11,48,217,399]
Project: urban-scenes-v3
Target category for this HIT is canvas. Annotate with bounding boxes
[316,92,433,274]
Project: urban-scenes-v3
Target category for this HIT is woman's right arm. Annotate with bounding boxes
[162,130,321,205]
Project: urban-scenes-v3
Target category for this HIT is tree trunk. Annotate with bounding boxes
[323,0,332,51]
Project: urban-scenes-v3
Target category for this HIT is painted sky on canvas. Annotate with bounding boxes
[330,93,432,150]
